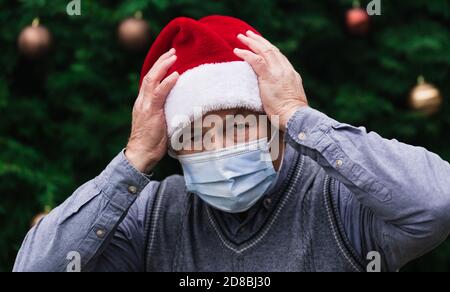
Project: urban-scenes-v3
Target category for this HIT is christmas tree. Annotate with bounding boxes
[0,0,449,272]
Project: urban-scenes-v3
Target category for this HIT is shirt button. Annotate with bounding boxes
[336,159,344,168]
[128,185,138,194]
[96,229,106,238]
[298,132,307,141]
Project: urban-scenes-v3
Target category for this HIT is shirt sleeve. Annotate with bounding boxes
[284,106,450,270]
[13,151,157,272]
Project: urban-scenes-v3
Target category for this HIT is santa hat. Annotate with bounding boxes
[140,15,264,139]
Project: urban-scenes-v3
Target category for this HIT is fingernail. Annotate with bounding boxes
[247,30,255,36]
[237,34,245,38]
[169,48,176,54]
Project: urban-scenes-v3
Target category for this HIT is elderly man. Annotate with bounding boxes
[14,16,450,272]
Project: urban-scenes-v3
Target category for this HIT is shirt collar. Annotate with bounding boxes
[264,141,296,198]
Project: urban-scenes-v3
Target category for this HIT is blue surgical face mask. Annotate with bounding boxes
[177,137,277,213]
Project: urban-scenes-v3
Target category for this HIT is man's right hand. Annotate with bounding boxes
[125,48,179,173]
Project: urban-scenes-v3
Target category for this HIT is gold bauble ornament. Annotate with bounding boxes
[18,18,52,59]
[409,76,443,115]
[30,206,52,228]
[118,12,151,51]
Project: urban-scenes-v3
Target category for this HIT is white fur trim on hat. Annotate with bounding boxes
[165,61,263,138]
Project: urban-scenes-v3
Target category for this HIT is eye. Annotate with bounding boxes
[234,122,249,130]
[190,134,202,142]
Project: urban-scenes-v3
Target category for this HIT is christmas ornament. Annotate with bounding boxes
[18,18,52,59]
[31,213,47,228]
[409,76,443,115]
[346,1,370,36]
[30,206,52,228]
[118,12,151,51]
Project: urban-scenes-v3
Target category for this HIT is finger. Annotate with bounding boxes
[153,48,176,69]
[142,55,177,89]
[247,30,287,65]
[237,33,281,66]
[237,33,266,55]
[246,31,296,73]
[152,55,178,84]
[152,71,180,110]
[142,49,175,88]
[136,49,175,106]
[282,54,295,71]
[246,30,275,50]
[233,48,270,78]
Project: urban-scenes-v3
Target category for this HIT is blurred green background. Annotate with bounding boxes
[1,0,449,272]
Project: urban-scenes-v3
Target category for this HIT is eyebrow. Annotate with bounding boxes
[196,109,253,133]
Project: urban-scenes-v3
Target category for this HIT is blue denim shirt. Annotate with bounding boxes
[13,107,450,272]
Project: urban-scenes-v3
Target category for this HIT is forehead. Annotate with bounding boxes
[189,109,266,131]
[199,108,262,121]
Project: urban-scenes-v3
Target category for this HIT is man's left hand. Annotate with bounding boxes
[234,30,308,131]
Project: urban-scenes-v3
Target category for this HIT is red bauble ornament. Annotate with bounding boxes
[346,3,370,36]
[18,18,52,59]
[118,12,151,51]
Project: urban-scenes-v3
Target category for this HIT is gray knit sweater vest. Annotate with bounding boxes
[144,152,365,272]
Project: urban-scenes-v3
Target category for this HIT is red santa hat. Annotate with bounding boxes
[140,15,264,138]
